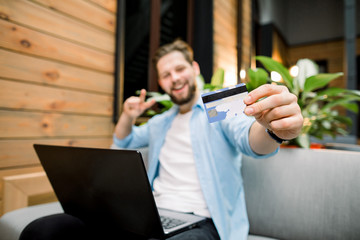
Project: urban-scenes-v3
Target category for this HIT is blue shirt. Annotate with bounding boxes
[113,97,278,240]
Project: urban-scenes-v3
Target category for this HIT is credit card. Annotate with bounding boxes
[201,83,248,123]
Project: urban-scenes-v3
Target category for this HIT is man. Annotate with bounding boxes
[112,39,303,239]
[20,39,302,240]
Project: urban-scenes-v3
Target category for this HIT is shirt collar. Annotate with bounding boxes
[193,95,205,111]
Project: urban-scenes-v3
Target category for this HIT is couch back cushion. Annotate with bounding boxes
[242,148,360,240]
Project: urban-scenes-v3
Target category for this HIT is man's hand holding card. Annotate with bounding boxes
[243,84,303,141]
[201,83,303,144]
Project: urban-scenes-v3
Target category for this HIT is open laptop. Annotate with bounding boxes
[34,144,207,239]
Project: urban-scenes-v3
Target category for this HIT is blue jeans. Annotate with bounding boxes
[20,213,220,240]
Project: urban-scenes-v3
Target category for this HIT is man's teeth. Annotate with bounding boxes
[173,85,184,90]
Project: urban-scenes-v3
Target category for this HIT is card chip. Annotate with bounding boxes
[208,109,218,118]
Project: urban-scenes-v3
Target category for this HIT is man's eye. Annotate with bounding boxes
[161,74,170,79]
[176,66,185,72]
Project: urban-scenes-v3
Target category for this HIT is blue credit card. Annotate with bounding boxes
[201,83,248,123]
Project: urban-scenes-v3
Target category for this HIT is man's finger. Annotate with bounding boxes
[143,99,156,109]
[270,115,303,131]
[260,104,300,127]
[139,89,147,103]
[244,84,286,105]
[244,92,296,116]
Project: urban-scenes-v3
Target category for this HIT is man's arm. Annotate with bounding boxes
[244,84,303,155]
[248,121,280,155]
[114,89,155,140]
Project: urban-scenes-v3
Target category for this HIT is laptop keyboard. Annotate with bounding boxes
[160,216,186,230]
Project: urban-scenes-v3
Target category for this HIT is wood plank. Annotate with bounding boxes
[0,166,44,202]
[214,0,237,28]
[0,49,113,94]
[0,0,114,52]
[214,44,237,65]
[2,172,57,214]
[2,180,29,214]
[0,20,114,73]
[214,30,237,46]
[0,138,113,168]
[0,79,113,116]
[214,10,236,41]
[215,0,236,17]
[288,40,344,61]
[33,0,116,33]
[0,110,114,138]
[89,0,117,13]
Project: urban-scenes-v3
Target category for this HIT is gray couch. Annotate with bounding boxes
[1,148,360,240]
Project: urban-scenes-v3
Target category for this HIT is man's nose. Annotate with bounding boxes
[170,71,181,82]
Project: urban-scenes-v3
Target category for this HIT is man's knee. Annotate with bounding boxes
[20,213,88,240]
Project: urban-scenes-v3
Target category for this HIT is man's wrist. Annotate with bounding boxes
[121,111,137,124]
[266,129,286,144]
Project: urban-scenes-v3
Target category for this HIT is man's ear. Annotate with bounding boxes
[192,61,200,75]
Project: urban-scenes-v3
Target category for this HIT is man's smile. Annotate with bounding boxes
[172,82,187,94]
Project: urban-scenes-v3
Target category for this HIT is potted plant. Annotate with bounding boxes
[247,56,360,148]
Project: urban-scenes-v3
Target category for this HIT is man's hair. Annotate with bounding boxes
[152,39,194,72]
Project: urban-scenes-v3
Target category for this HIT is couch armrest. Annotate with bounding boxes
[0,202,63,240]
[2,172,57,214]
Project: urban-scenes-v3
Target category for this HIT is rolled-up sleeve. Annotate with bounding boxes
[221,115,278,159]
[112,124,150,149]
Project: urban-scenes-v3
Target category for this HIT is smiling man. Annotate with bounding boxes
[113,39,303,240]
[20,39,303,240]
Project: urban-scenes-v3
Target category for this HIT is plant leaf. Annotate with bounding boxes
[247,68,268,91]
[158,100,173,109]
[147,94,171,102]
[322,96,360,112]
[146,91,164,97]
[317,87,347,97]
[338,102,359,113]
[211,68,225,87]
[303,72,343,92]
[335,127,349,136]
[296,134,310,148]
[255,56,293,89]
[203,83,222,91]
[334,115,353,125]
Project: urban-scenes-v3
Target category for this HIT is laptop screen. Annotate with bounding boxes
[34,144,165,238]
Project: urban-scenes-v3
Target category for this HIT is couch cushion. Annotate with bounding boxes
[247,235,278,240]
[0,202,63,240]
[242,148,360,240]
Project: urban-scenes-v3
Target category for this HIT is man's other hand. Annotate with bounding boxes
[123,89,156,120]
[244,84,303,140]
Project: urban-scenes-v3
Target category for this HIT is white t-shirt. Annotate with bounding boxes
[153,110,211,218]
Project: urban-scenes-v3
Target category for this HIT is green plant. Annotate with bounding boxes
[247,56,360,148]
[203,68,225,91]
[136,90,173,117]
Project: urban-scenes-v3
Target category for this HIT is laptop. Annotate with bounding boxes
[34,144,207,239]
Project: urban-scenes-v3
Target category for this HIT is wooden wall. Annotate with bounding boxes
[213,0,238,86]
[271,34,360,90]
[0,0,116,215]
[239,0,252,72]
[0,0,258,216]
[213,0,252,86]
[288,37,360,89]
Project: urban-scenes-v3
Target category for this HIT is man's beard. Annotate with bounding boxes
[169,83,196,105]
